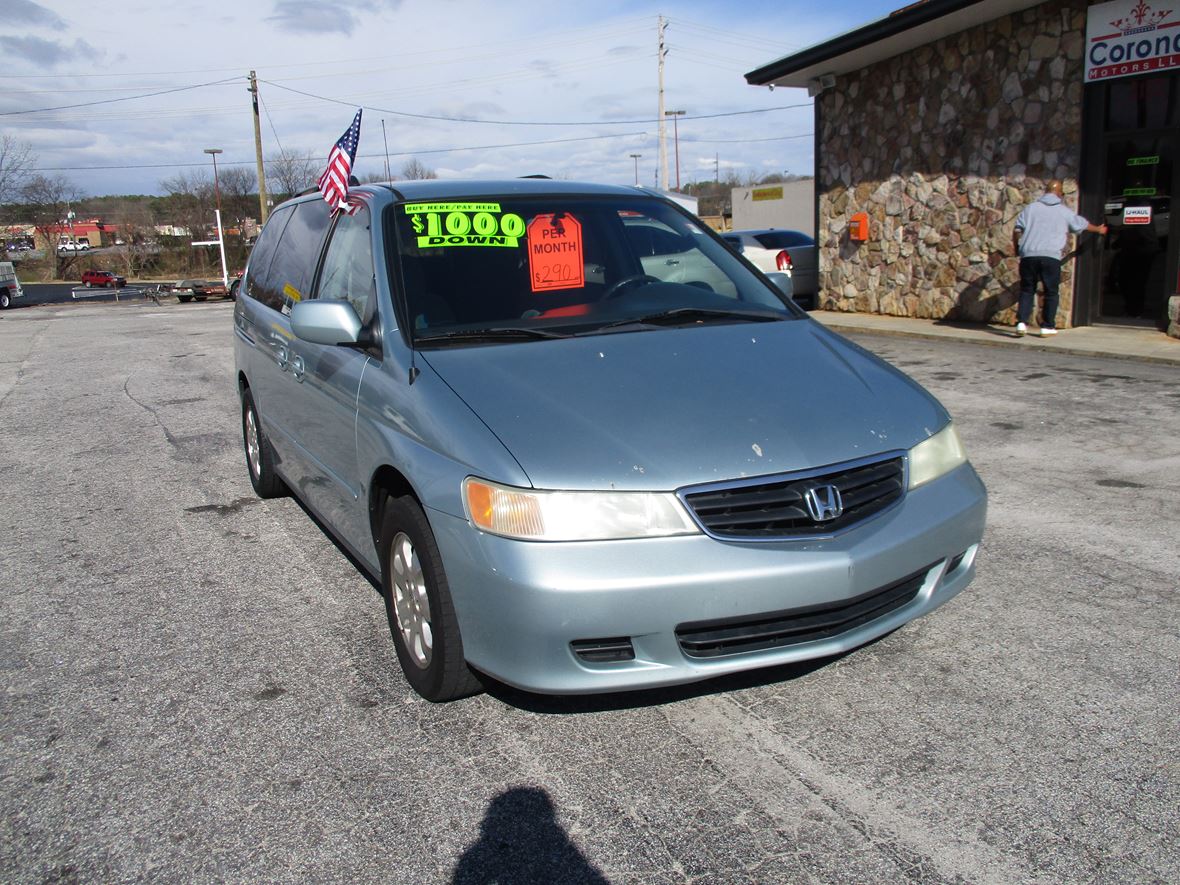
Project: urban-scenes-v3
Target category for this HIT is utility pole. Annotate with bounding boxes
[657,16,668,192]
[248,71,270,224]
[665,110,685,191]
[381,119,392,182]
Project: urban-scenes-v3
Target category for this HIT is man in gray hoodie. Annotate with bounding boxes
[1012,180,1107,337]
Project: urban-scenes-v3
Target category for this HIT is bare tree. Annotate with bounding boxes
[399,158,438,180]
[1,135,34,205]
[217,166,257,223]
[158,170,217,275]
[19,173,84,278]
[159,169,215,236]
[103,198,156,277]
[267,150,318,201]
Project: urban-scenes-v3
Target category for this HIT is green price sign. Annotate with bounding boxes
[407,205,526,248]
[1123,187,1157,196]
[1126,156,1159,166]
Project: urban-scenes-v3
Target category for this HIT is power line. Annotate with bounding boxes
[258,92,287,159]
[28,130,651,173]
[0,76,243,116]
[260,80,809,126]
[684,133,814,144]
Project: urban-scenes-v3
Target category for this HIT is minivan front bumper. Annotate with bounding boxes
[429,463,987,694]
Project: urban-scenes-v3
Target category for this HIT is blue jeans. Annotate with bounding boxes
[1018,256,1061,329]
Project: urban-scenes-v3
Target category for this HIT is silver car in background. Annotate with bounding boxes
[234,180,986,702]
[722,229,818,308]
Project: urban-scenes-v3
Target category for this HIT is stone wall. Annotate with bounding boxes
[817,0,1090,325]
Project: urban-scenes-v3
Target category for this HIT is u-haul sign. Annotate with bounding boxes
[1087,0,1180,82]
[1123,206,1153,224]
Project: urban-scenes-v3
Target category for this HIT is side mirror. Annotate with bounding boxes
[291,299,362,346]
[765,271,794,301]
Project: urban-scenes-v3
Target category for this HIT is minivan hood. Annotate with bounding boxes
[421,321,948,491]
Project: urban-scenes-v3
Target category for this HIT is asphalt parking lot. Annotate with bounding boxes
[2,301,1177,883]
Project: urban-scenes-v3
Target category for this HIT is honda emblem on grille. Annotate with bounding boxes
[804,484,843,522]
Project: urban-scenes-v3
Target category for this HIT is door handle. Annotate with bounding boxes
[276,345,289,371]
[665,258,680,266]
[291,355,306,382]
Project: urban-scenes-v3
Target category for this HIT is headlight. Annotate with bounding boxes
[464,477,700,541]
[908,422,967,490]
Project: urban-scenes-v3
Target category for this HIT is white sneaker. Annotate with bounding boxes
[1015,322,1027,337]
[1040,327,1058,337]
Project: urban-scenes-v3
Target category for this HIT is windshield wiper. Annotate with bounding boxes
[592,306,786,333]
[415,326,570,345]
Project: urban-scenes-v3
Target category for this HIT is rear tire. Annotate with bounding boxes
[0,289,10,310]
[379,495,481,702]
[241,388,285,498]
[177,294,192,303]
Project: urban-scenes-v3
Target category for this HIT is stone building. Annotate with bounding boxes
[746,0,1180,338]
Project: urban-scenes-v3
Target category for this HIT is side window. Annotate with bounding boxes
[268,199,332,314]
[316,207,376,323]
[244,205,294,311]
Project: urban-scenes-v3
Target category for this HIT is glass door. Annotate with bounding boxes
[1097,134,1174,323]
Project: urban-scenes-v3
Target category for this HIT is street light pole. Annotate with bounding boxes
[204,148,223,216]
[629,153,642,186]
[203,148,229,290]
[665,110,686,192]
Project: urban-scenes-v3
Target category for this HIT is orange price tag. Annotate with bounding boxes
[527,213,584,292]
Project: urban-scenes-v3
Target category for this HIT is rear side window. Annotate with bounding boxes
[752,231,814,249]
[267,200,332,313]
[244,204,293,311]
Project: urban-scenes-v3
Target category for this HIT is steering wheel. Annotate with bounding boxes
[603,274,661,299]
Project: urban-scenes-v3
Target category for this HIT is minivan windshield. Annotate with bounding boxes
[390,196,799,344]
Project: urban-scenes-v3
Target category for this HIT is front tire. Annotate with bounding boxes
[0,290,10,310]
[379,495,481,702]
[241,388,285,498]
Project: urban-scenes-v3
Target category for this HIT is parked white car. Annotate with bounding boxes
[57,240,90,253]
[722,229,818,309]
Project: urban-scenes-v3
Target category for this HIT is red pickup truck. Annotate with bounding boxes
[81,269,126,288]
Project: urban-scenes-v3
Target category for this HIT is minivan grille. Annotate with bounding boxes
[675,566,930,659]
[681,456,904,539]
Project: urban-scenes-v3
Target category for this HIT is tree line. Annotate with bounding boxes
[0,135,439,280]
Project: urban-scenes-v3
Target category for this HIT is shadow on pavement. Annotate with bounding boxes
[451,787,609,885]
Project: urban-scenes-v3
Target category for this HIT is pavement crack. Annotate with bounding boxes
[122,375,179,446]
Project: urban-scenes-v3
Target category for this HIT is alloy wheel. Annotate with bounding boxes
[390,531,433,669]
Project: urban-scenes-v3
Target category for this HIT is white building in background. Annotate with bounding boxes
[731,180,815,235]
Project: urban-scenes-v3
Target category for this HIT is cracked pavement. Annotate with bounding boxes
[1,301,1177,883]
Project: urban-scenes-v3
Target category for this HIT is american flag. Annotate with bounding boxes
[317,109,362,213]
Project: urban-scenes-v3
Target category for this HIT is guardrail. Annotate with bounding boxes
[69,284,166,303]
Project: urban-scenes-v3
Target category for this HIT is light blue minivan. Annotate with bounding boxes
[234,180,986,701]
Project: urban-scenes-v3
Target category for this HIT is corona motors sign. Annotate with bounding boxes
[1086,0,1180,81]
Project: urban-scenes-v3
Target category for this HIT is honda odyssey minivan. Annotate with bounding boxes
[234,179,986,702]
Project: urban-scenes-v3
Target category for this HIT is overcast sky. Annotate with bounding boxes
[3,0,904,198]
